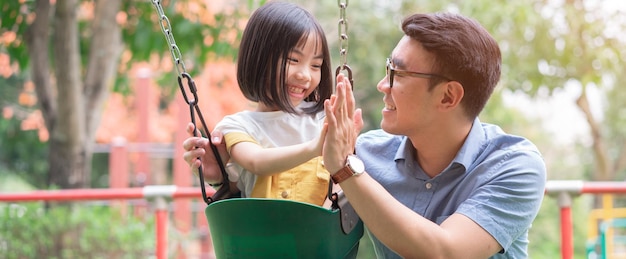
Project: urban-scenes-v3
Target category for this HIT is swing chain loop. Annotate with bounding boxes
[177,73,198,106]
[151,0,230,205]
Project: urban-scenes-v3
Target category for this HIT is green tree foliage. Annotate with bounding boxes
[470,0,626,182]
[0,116,49,188]
[0,72,48,188]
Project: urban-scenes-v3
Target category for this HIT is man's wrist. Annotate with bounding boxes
[330,155,364,184]
[327,158,347,176]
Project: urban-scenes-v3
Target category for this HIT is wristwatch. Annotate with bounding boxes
[331,155,365,184]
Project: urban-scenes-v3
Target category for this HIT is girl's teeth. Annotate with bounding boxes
[289,87,304,93]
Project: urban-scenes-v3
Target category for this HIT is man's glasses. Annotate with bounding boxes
[386,58,451,88]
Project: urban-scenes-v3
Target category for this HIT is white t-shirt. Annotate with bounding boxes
[214,102,330,205]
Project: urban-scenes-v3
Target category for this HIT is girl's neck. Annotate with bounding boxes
[256,102,280,112]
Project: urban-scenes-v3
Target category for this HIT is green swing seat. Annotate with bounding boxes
[205,198,364,259]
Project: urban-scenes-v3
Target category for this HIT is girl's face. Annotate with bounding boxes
[284,31,324,108]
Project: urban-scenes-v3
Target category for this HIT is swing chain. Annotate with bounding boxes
[336,0,353,87]
[152,0,188,80]
[150,0,231,205]
[337,0,349,69]
[330,0,354,209]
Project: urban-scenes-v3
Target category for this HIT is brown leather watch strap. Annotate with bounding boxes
[331,166,354,184]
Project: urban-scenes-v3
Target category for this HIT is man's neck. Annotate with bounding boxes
[409,120,472,178]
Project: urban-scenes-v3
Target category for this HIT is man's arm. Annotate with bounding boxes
[338,173,501,258]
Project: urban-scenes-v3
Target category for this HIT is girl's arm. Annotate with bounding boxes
[229,124,327,176]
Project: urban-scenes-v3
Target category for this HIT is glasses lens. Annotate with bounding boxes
[386,59,393,88]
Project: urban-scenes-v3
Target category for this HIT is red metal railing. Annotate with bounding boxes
[0,186,213,259]
[2,180,626,259]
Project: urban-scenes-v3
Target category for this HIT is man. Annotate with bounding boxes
[322,13,546,258]
[184,12,546,259]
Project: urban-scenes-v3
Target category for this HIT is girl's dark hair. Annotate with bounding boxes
[237,1,333,115]
[402,13,502,119]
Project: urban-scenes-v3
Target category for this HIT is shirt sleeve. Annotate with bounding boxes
[455,148,546,252]
[223,132,259,153]
[215,114,260,154]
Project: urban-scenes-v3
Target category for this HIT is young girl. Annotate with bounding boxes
[187,1,334,206]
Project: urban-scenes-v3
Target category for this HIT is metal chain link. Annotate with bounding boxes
[150,0,230,205]
[336,0,353,87]
[337,0,349,69]
[152,0,188,79]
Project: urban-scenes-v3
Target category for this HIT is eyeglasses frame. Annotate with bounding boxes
[385,58,452,88]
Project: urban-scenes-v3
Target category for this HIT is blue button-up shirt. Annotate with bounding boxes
[355,118,546,259]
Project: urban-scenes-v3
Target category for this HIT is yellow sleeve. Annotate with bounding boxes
[223,132,259,154]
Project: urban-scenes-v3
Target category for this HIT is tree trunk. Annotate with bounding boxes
[576,89,612,181]
[50,0,86,188]
[26,0,122,189]
[25,0,55,133]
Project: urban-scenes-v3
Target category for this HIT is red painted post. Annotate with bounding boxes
[174,90,192,228]
[174,91,193,258]
[155,196,168,259]
[109,137,128,215]
[134,68,153,221]
[135,67,152,186]
[558,192,574,259]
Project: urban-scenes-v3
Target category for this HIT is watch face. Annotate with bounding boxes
[347,155,365,174]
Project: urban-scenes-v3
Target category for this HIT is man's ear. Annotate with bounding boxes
[439,81,464,109]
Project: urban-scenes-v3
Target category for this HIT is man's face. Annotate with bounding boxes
[376,36,442,138]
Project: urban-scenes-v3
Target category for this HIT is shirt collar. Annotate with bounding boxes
[453,117,487,171]
[394,117,487,172]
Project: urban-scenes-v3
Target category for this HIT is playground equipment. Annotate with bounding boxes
[586,195,626,258]
[4,178,626,258]
[150,1,363,257]
[546,180,626,259]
